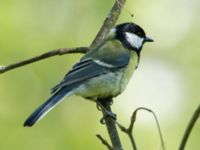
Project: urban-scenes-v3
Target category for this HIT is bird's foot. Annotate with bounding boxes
[96,103,102,111]
[96,98,113,111]
[100,111,117,124]
[96,99,117,124]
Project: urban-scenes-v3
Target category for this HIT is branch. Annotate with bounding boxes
[92,0,126,149]
[117,107,165,150]
[100,99,123,150]
[179,104,200,150]
[91,0,126,47]
[0,0,126,74]
[96,134,113,150]
[117,122,137,150]
[0,47,89,74]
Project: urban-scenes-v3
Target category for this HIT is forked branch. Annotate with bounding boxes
[117,107,165,150]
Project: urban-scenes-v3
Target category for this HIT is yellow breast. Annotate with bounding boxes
[120,51,138,92]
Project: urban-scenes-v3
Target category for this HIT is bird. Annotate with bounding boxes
[24,22,153,127]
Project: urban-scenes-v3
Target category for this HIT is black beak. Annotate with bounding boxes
[145,36,154,42]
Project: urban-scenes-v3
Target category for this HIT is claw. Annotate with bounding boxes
[99,111,117,124]
[96,99,117,124]
[96,103,102,111]
[100,117,106,124]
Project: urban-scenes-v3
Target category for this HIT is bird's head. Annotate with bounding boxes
[110,22,153,52]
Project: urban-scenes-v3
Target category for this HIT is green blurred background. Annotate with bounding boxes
[0,0,199,149]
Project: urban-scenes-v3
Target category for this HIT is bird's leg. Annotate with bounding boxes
[96,98,116,124]
[96,98,113,110]
[96,102,102,111]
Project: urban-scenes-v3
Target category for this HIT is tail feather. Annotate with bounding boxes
[24,88,72,127]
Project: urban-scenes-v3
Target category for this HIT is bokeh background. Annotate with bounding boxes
[0,0,199,149]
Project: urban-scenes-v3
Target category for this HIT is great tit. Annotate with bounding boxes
[24,22,153,127]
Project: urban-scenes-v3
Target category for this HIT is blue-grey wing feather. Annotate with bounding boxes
[51,60,108,93]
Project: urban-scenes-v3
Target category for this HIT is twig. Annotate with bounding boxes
[117,107,165,150]
[117,122,137,150]
[0,47,89,74]
[91,0,126,47]
[96,134,113,150]
[179,104,200,150]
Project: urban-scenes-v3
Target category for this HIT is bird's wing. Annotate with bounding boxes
[51,52,130,94]
[24,53,130,126]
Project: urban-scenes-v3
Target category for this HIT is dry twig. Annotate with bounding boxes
[117,107,165,150]
[96,134,113,150]
[0,47,89,74]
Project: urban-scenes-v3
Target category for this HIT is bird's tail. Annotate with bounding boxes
[24,88,73,127]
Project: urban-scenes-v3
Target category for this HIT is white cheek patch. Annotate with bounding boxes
[125,32,144,49]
